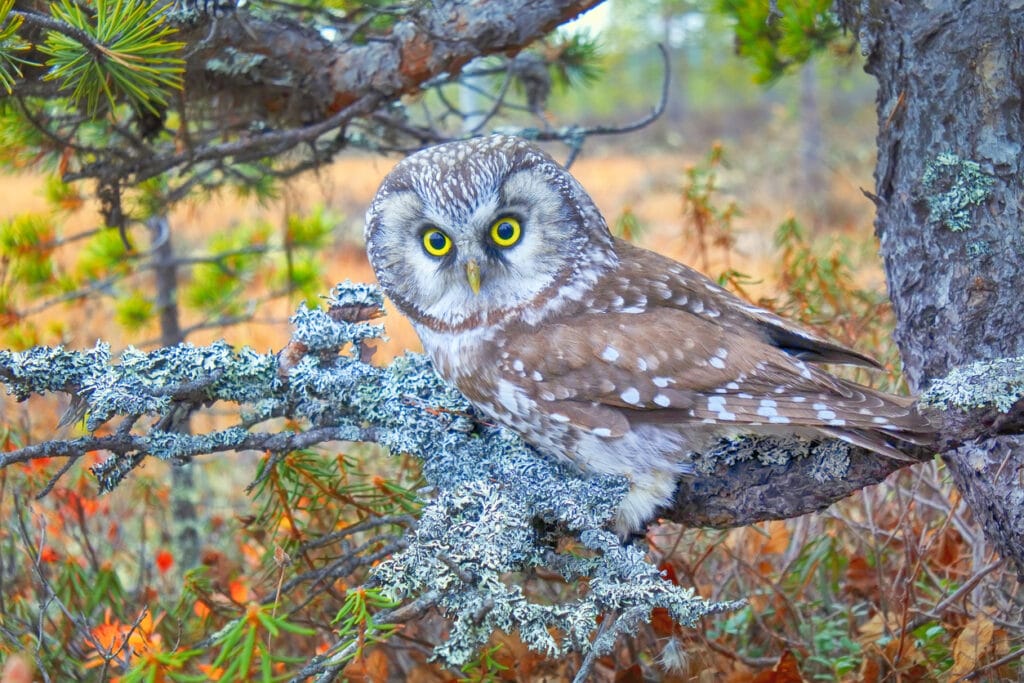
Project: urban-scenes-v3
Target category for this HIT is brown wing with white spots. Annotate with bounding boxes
[596,239,884,368]
[498,244,933,457]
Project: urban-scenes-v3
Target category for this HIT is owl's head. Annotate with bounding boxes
[365,135,614,330]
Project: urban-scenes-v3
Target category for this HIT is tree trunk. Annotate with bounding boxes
[149,215,200,571]
[843,1,1024,576]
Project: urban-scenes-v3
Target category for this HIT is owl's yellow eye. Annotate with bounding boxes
[422,228,452,257]
[490,217,521,247]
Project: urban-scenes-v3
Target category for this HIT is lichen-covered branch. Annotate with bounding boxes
[665,358,1024,528]
[665,437,926,528]
[0,282,735,669]
[3,283,1022,528]
[4,283,1024,667]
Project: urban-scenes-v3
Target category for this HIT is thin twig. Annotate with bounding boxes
[287,590,441,683]
[35,453,81,499]
[297,515,416,552]
[961,646,1024,680]
[573,610,616,683]
[14,501,110,664]
[703,637,778,668]
[902,559,1005,635]
[0,425,379,473]
[538,43,672,167]
[13,10,109,63]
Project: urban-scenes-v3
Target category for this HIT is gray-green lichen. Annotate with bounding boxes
[205,47,267,78]
[921,151,994,233]
[920,356,1024,413]
[695,434,851,483]
[0,340,279,430]
[145,427,251,461]
[373,478,738,666]
[0,281,738,669]
[966,241,990,257]
[0,342,111,400]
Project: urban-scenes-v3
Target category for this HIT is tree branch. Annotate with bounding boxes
[5,283,1023,670]
[0,282,736,670]
[666,358,1024,528]
[4,285,1024,530]
[44,0,603,188]
[666,439,931,528]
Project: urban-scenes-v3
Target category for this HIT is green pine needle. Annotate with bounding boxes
[114,289,155,331]
[0,0,34,94]
[550,30,602,90]
[40,0,184,115]
[717,0,841,83]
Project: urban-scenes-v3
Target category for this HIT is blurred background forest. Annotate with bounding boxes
[1,1,1019,681]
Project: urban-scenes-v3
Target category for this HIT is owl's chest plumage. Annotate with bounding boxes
[415,319,553,442]
[414,310,698,533]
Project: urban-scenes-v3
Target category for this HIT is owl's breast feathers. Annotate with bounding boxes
[430,239,933,465]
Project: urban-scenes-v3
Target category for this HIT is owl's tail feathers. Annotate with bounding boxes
[762,323,884,369]
[820,406,937,463]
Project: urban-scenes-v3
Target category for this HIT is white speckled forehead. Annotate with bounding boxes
[368,135,561,230]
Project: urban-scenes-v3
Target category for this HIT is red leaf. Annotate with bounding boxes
[650,607,677,637]
[752,650,804,683]
[155,549,174,575]
[614,664,644,683]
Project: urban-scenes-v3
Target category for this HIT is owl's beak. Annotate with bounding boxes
[465,258,481,295]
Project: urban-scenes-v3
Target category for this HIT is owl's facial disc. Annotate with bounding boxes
[369,180,573,325]
[365,135,616,329]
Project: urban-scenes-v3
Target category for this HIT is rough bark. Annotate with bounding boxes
[178,2,601,126]
[840,1,1024,576]
[668,443,923,528]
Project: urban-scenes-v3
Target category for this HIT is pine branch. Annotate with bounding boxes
[12,9,106,64]
[5,0,611,221]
